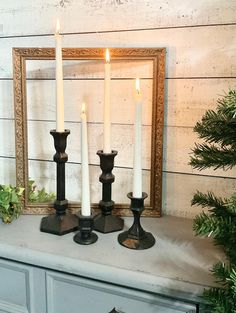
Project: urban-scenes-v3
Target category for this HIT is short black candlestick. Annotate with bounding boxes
[118,192,155,250]
[40,129,79,235]
[73,212,98,245]
[94,150,124,233]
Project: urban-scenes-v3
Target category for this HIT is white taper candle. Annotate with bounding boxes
[103,48,111,153]
[81,103,91,216]
[133,78,142,198]
[55,19,64,132]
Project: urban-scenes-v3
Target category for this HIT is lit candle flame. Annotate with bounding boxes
[81,102,86,114]
[56,18,60,34]
[136,78,140,94]
[105,48,110,63]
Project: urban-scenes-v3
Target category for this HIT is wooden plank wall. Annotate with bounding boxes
[0,0,236,217]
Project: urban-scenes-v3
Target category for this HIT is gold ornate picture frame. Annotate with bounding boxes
[13,47,165,216]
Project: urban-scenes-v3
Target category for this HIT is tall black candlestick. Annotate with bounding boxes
[94,150,124,233]
[40,129,79,235]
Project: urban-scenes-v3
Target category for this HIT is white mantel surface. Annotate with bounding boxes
[0,215,223,302]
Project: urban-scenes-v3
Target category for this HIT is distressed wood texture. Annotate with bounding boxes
[0,1,236,218]
[3,117,236,179]
[0,25,235,79]
[0,0,235,36]
[0,158,16,186]
[163,172,236,219]
[1,78,236,125]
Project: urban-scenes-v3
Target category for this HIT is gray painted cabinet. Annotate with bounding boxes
[0,216,221,313]
[0,258,198,313]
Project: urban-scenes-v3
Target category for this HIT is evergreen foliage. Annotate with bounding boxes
[190,90,236,312]
[190,90,236,170]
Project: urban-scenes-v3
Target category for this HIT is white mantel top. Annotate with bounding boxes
[0,215,223,302]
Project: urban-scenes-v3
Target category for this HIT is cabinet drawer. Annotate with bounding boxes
[0,259,31,313]
[0,258,47,313]
[46,271,197,313]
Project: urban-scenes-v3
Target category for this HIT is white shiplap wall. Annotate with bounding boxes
[0,0,236,218]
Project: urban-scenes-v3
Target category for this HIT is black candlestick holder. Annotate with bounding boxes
[73,211,98,245]
[118,192,155,250]
[40,129,79,235]
[94,150,124,233]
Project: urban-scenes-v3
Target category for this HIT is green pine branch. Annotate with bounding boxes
[191,191,228,217]
[190,90,236,312]
[190,143,236,170]
[193,90,236,148]
[226,194,236,215]
[192,191,236,265]
[194,112,236,147]
[212,262,231,286]
[229,268,236,293]
[201,263,236,312]
[218,90,236,117]
[192,191,236,218]
[193,211,236,262]
[193,212,223,237]
[193,211,236,241]
[190,90,236,171]
[203,287,236,313]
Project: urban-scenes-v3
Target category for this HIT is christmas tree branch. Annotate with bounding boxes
[190,90,236,312]
[193,90,236,148]
[218,90,236,116]
[190,143,236,170]
[194,113,236,146]
[191,191,226,208]
[203,287,236,313]
[212,262,231,285]
[191,191,229,217]
[193,212,223,237]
